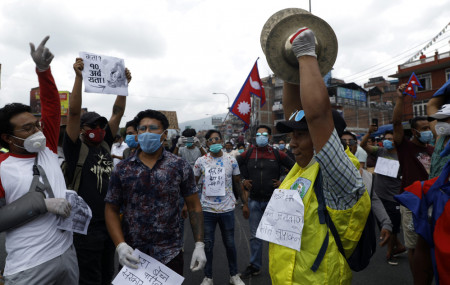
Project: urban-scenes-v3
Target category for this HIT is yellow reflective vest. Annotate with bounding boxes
[269,148,370,285]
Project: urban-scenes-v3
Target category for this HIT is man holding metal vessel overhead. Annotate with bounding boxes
[260,9,370,284]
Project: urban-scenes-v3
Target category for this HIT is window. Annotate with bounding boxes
[413,100,429,116]
[416,73,432,91]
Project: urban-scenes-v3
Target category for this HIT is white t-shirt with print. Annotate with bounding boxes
[194,153,240,213]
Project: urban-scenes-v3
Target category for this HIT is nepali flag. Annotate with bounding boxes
[403,72,422,98]
[229,60,265,131]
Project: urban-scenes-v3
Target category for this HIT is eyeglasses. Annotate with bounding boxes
[15,121,42,134]
[84,121,107,130]
[341,139,356,146]
[289,110,305,122]
[137,125,160,132]
[256,132,268,137]
[207,137,221,143]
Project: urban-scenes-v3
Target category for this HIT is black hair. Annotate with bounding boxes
[341,130,357,141]
[125,119,137,131]
[205,129,222,140]
[384,130,393,136]
[237,143,245,149]
[182,128,197,137]
[134,109,169,130]
[225,141,233,146]
[410,116,428,130]
[0,103,32,148]
[256,125,272,135]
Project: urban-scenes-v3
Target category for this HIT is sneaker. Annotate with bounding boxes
[230,274,245,285]
[392,246,407,257]
[240,264,261,279]
[387,256,399,266]
[200,277,213,285]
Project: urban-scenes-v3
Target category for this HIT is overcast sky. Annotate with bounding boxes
[0,0,448,126]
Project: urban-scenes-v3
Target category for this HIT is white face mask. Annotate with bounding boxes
[435,122,450,136]
[12,131,46,153]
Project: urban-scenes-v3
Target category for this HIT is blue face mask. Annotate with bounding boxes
[382,140,394,150]
[238,149,244,154]
[279,144,286,150]
[138,132,163,154]
[417,130,433,144]
[209,144,223,153]
[256,135,269,147]
[125,134,138,148]
[186,142,193,147]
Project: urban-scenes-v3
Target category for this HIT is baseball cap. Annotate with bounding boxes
[276,109,347,137]
[428,104,450,120]
[80,111,108,127]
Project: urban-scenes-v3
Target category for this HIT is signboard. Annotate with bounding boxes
[337,87,366,102]
[29,88,70,116]
[158,111,179,129]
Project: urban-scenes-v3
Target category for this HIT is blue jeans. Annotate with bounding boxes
[248,198,269,270]
[203,210,238,278]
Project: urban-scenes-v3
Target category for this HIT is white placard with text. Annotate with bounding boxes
[204,167,226,196]
[374,157,400,178]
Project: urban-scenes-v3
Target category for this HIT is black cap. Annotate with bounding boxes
[276,109,347,137]
[80,112,108,127]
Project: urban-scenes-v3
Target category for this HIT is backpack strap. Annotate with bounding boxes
[29,154,55,198]
[311,169,346,271]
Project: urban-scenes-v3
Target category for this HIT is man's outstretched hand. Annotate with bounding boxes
[30,36,54,71]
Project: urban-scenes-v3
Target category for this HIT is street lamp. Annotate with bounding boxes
[212,92,230,110]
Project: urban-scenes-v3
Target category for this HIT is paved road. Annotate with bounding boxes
[0,207,423,285]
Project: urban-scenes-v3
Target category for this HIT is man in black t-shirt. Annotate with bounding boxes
[64,58,131,285]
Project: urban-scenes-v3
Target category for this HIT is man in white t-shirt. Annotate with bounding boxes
[111,134,128,167]
[194,130,245,285]
[0,36,77,284]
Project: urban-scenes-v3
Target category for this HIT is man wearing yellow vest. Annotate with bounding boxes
[269,27,371,284]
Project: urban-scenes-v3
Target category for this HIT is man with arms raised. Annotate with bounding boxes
[269,28,370,284]
[0,37,77,284]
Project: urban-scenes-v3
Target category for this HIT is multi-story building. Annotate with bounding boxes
[390,50,450,121]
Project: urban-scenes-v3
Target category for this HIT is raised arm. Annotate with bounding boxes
[292,28,334,152]
[108,68,132,136]
[392,83,407,145]
[282,82,301,120]
[360,125,378,154]
[66,58,84,143]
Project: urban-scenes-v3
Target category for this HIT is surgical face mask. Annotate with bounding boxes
[209,144,223,153]
[238,149,244,154]
[125,134,138,148]
[84,128,106,144]
[12,131,46,153]
[382,140,394,150]
[138,132,163,154]
[435,122,450,136]
[256,135,269,147]
[186,142,194,147]
[416,130,433,144]
[279,144,286,150]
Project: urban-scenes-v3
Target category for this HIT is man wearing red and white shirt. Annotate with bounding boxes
[0,37,77,284]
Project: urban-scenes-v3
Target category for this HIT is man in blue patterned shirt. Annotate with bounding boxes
[105,109,206,276]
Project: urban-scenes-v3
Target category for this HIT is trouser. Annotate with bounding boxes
[203,210,238,278]
[248,198,269,270]
[5,244,78,285]
[74,223,115,285]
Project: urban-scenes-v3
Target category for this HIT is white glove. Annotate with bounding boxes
[44,198,71,218]
[116,242,139,269]
[190,241,206,271]
[29,36,54,71]
[291,27,317,58]
[177,136,186,148]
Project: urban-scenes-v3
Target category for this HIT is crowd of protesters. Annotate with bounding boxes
[1,28,450,285]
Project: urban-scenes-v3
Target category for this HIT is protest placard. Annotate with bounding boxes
[112,249,184,285]
[374,157,400,178]
[256,189,304,251]
[57,190,92,235]
[204,167,226,196]
[79,52,128,96]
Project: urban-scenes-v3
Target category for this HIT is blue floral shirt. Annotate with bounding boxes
[105,149,198,264]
